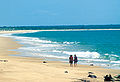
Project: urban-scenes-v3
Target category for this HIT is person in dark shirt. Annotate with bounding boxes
[74,55,78,67]
[69,55,73,67]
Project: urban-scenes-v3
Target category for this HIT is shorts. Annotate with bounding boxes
[69,61,73,64]
[74,61,77,64]
[74,60,78,64]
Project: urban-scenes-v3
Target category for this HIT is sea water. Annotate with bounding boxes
[1,30,120,69]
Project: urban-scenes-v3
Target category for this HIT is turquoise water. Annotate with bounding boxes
[1,30,120,69]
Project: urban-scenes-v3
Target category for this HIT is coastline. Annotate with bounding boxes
[0,28,120,34]
[0,30,120,82]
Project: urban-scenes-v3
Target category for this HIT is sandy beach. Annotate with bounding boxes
[0,30,120,82]
[0,29,120,34]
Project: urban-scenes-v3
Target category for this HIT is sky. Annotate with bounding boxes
[0,0,120,26]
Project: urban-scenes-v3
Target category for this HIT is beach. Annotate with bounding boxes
[0,30,120,82]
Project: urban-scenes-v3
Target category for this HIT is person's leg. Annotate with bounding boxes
[74,62,77,67]
[75,63,77,66]
[74,62,75,67]
[70,61,73,67]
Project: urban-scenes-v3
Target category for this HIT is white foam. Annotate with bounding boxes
[52,50,63,53]
[111,54,119,57]
[1,32,120,69]
[111,61,120,64]
[63,41,80,44]
[6,35,60,48]
[0,33,57,44]
[0,33,13,37]
[62,51,100,58]
[32,53,67,59]
[105,54,109,55]
[79,58,109,62]
[52,50,100,59]
[13,36,53,43]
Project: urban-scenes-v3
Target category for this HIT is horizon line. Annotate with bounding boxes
[0,24,120,27]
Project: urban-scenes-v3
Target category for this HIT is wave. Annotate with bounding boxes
[53,50,100,58]
[63,51,100,58]
[1,32,120,69]
[63,41,80,44]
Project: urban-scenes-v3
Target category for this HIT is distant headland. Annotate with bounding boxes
[0,24,120,31]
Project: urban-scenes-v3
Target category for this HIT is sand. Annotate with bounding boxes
[0,29,120,34]
[0,30,120,82]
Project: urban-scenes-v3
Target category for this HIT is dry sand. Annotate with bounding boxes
[0,30,120,82]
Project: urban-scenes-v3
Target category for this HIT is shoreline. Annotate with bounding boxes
[1,29,120,70]
[0,29,120,69]
[0,28,120,33]
[0,30,120,82]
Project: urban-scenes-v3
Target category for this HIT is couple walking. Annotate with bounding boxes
[69,55,78,67]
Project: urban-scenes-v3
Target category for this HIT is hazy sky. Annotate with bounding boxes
[0,0,120,25]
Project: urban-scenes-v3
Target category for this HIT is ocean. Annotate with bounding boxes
[1,30,120,69]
